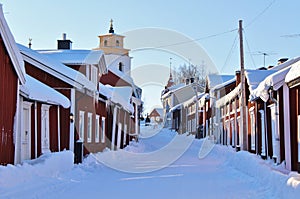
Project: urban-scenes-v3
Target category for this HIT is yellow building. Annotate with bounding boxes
[94,19,131,75]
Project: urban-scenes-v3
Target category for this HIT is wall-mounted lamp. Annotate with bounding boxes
[70,113,74,123]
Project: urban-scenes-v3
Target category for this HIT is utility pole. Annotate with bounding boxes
[239,20,248,151]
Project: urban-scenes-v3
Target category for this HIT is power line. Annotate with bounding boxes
[245,0,276,28]
[150,28,238,49]
[220,31,239,73]
[243,30,257,69]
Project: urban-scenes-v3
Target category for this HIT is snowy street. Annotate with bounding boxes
[1,126,300,199]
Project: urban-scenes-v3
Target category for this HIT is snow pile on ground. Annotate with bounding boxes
[229,151,300,198]
[0,150,74,187]
[2,127,300,198]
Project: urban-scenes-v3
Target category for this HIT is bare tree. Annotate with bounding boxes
[173,61,206,87]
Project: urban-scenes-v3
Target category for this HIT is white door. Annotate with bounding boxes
[21,103,31,161]
[41,105,51,154]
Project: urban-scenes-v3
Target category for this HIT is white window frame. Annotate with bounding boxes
[91,65,98,86]
[79,111,85,141]
[101,117,106,143]
[86,64,90,80]
[87,113,92,143]
[259,110,266,156]
[95,115,100,143]
[250,110,256,151]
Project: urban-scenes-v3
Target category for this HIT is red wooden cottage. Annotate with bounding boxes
[18,44,107,163]
[149,108,164,124]
[0,5,26,165]
[18,74,70,163]
[0,5,71,165]
[285,61,300,172]
[100,66,142,147]
[38,46,109,157]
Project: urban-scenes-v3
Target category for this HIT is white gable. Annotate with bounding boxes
[0,4,25,84]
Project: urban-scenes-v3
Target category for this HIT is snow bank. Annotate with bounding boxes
[0,151,74,187]
[217,147,300,198]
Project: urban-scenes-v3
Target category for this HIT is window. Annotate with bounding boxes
[104,40,107,46]
[79,111,85,141]
[250,111,256,150]
[116,40,120,47]
[91,65,98,85]
[87,113,92,143]
[119,62,123,71]
[95,115,100,143]
[101,117,106,143]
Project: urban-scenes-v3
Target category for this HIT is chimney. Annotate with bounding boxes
[277,58,288,65]
[235,70,241,86]
[190,77,195,83]
[185,78,190,85]
[57,33,72,50]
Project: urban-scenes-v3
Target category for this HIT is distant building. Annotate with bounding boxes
[149,108,164,124]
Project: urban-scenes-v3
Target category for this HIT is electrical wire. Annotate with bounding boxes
[149,28,238,49]
[243,30,257,69]
[245,0,276,28]
[220,31,239,73]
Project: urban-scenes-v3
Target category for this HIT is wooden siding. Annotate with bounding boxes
[289,86,300,171]
[25,62,71,151]
[0,37,18,165]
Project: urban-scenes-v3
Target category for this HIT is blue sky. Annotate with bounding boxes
[2,0,300,113]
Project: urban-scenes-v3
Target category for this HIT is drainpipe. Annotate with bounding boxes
[269,88,280,164]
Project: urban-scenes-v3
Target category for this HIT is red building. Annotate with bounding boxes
[0,5,26,165]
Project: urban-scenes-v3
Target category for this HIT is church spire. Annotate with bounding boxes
[109,19,114,33]
[169,57,172,74]
[166,58,175,88]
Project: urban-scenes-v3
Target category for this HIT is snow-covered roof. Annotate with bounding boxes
[183,92,206,107]
[99,83,134,113]
[0,5,26,84]
[216,84,241,108]
[207,74,234,89]
[251,64,295,102]
[199,93,210,106]
[245,69,276,94]
[169,103,182,112]
[108,66,142,99]
[38,50,103,65]
[109,65,134,86]
[161,83,185,99]
[18,44,96,91]
[39,49,108,77]
[285,60,300,83]
[211,77,236,91]
[172,83,201,106]
[20,75,70,108]
[271,56,300,71]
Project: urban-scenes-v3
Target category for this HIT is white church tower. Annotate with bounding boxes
[94,19,131,76]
